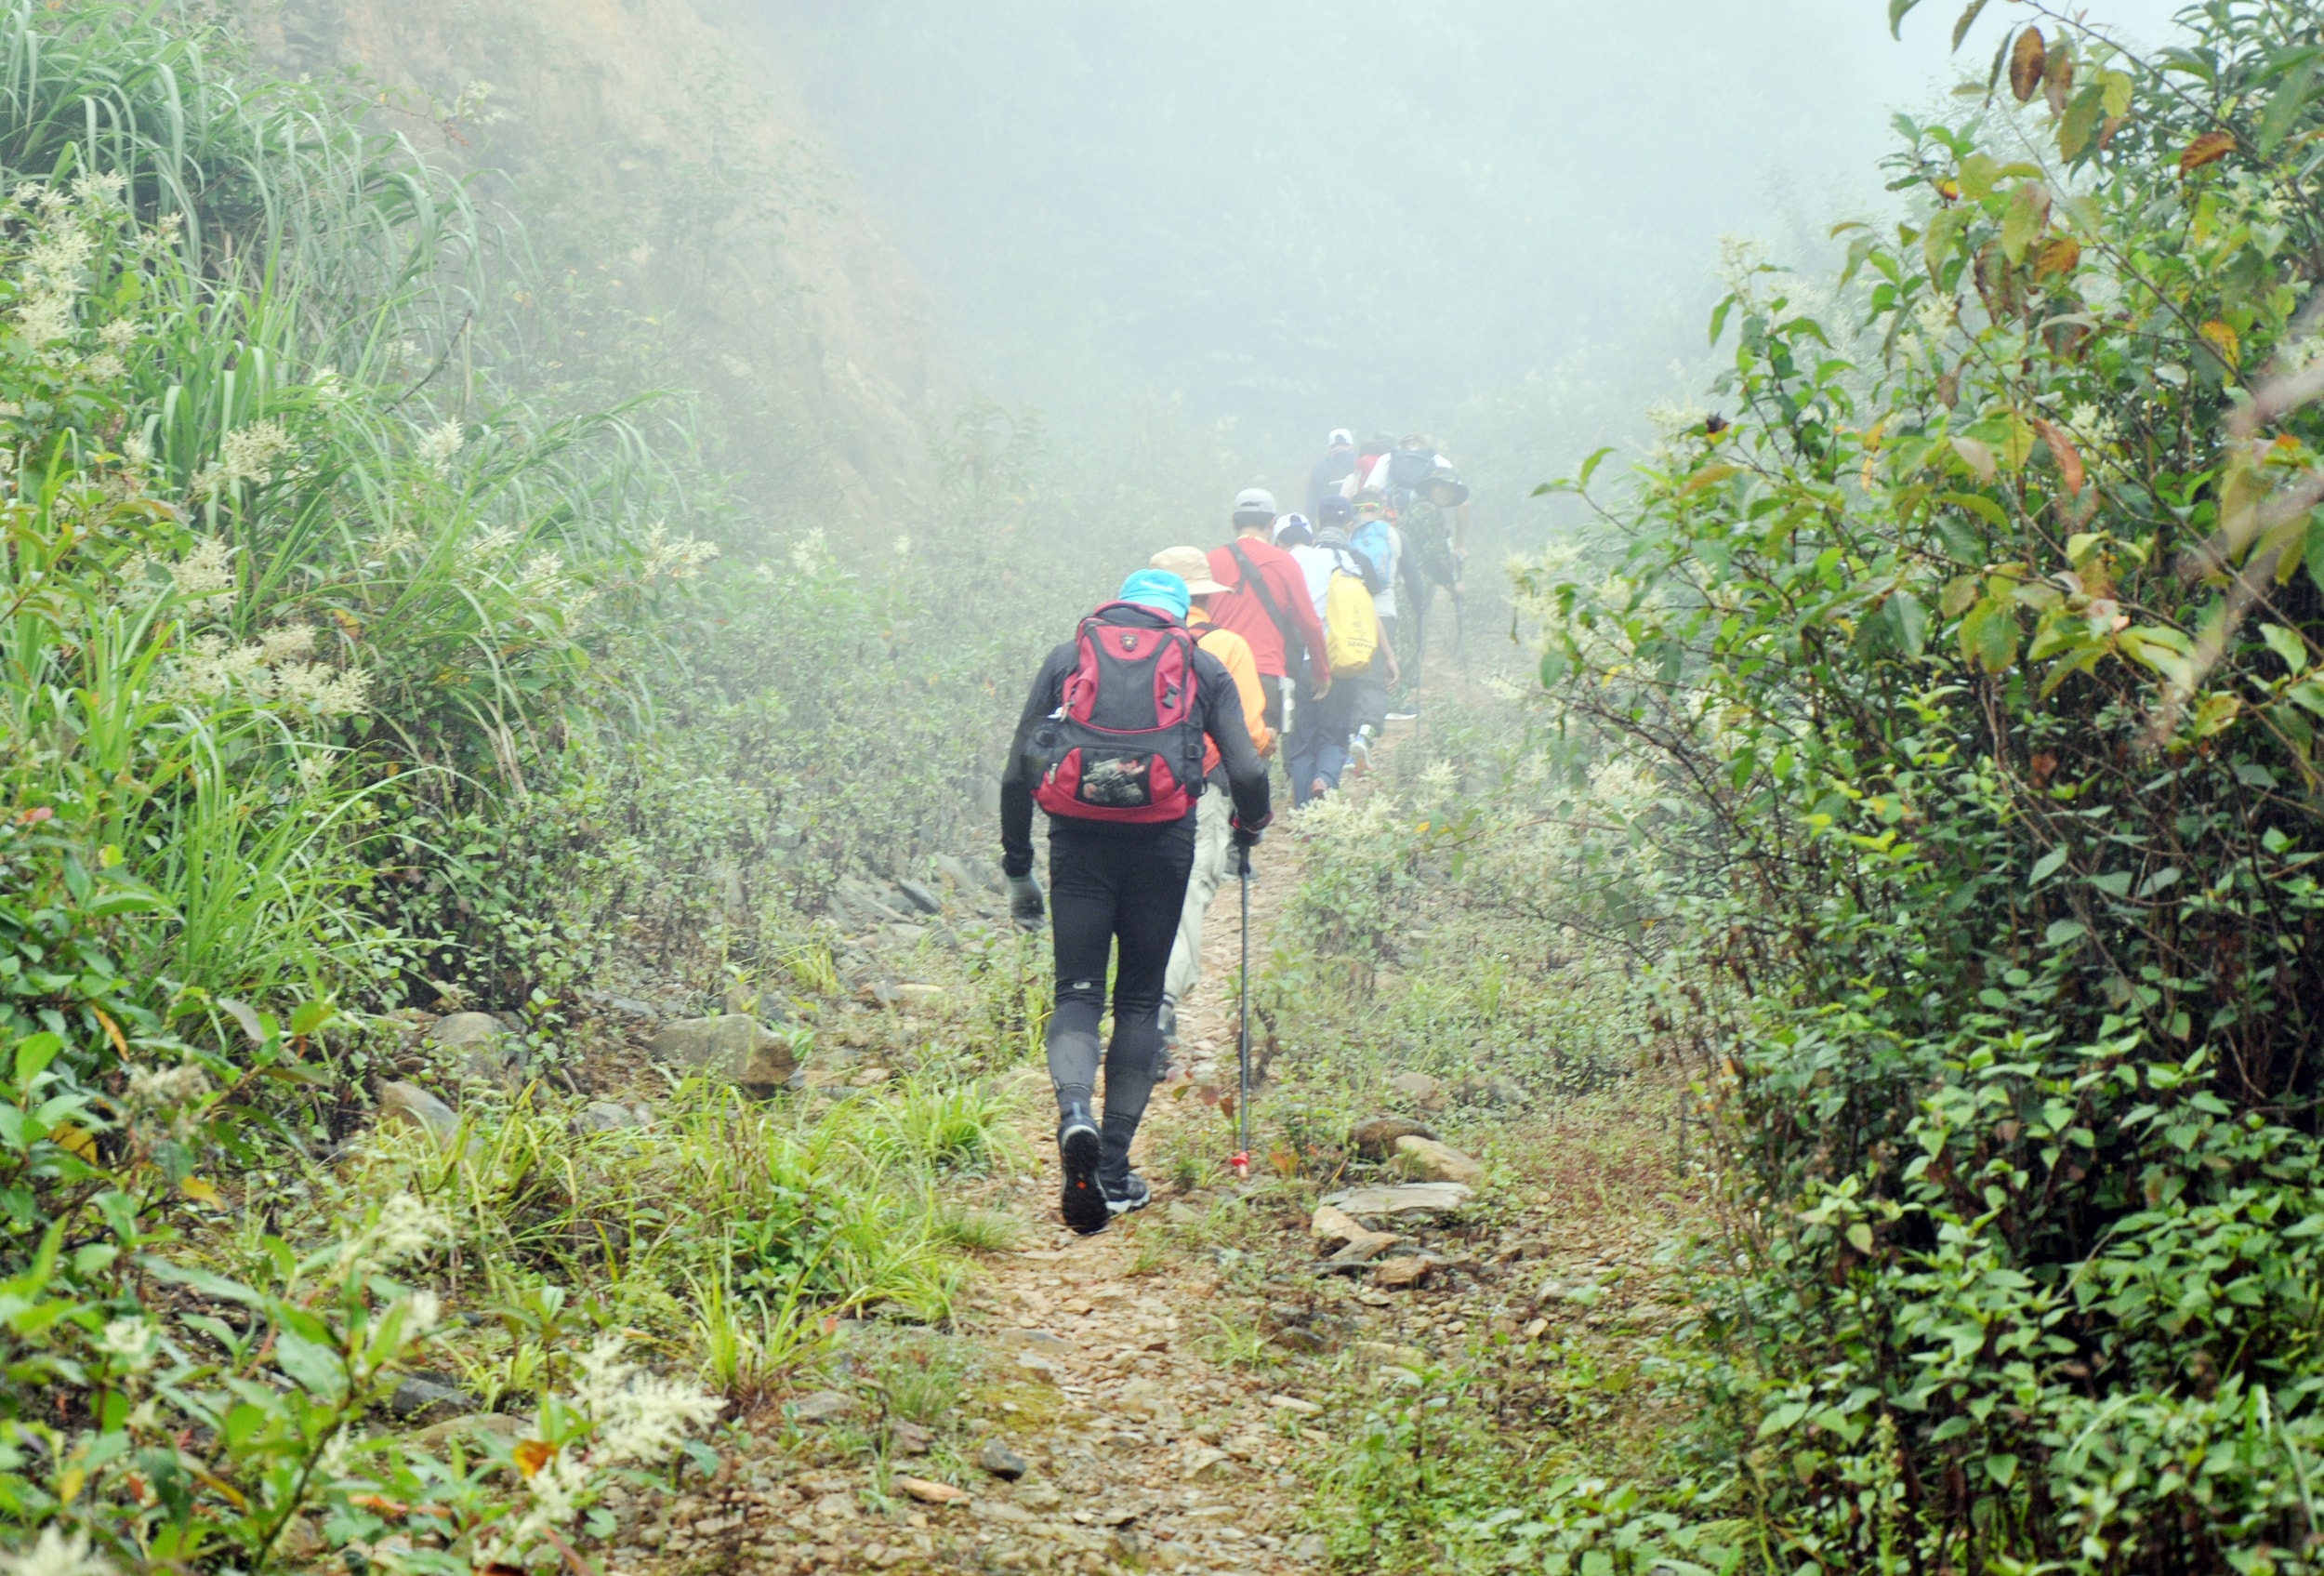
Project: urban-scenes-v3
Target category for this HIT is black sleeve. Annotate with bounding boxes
[1193,648,1272,832]
[999,643,1074,877]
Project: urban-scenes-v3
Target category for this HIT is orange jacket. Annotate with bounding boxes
[1190,604,1274,767]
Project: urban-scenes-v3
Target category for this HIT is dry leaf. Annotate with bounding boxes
[2034,235,2081,280]
[1951,435,1999,483]
[2199,319,2241,370]
[513,1439,555,1480]
[2034,419,2086,496]
[181,1176,224,1207]
[2043,47,2076,118]
[2010,28,2047,102]
[2180,130,2235,173]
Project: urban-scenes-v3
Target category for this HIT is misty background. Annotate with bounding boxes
[754,0,2186,541]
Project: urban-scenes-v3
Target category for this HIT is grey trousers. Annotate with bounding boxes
[1162,782,1235,1012]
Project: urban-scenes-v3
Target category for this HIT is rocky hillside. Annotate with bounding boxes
[240,0,949,532]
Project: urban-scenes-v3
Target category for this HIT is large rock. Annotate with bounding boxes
[1373,1255,1435,1290]
[429,1012,504,1051]
[378,1081,461,1146]
[574,1101,654,1134]
[1322,1230,1403,1269]
[1395,1135,1485,1187]
[1385,1071,1446,1110]
[1349,1115,1436,1159]
[1319,1182,1474,1218]
[430,1012,526,1086]
[1310,1204,1367,1252]
[389,1375,475,1423]
[1456,1074,1527,1108]
[649,1014,795,1087]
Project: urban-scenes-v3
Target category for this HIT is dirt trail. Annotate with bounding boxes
[913,837,1322,1575]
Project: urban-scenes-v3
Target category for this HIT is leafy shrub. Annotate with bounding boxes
[1523,5,2324,1569]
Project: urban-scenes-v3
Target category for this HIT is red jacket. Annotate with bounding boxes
[1207,537,1329,680]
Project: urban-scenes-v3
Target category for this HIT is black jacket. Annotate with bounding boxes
[1000,603,1273,877]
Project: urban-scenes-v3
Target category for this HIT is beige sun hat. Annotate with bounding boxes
[1150,545,1228,596]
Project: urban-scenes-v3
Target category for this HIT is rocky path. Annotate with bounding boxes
[900,835,1324,1575]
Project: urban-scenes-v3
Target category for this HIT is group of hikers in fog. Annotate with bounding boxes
[998,431,1473,1232]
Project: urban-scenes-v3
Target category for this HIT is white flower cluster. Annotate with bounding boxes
[416,418,464,476]
[0,1525,113,1576]
[96,1316,161,1375]
[167,628,371,717]
[169,537,236,602]
[487,1334,723,1562]
[193,420,296,497]
[336,1193,449,1278]
[125,1062,212,1111]
[640,520,718,581]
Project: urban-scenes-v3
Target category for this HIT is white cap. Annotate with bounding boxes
[1327,428,1353,447]
[1233,487,1278,517]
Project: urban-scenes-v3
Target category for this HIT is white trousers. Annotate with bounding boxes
[1163,782,1234,1010]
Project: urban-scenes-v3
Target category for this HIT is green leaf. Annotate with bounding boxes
[1987,1453,2020,1487]
[2002,181,2049,264]
[1961,593,2020,671]
[1846,1223,1875,1253]
[1710,295,1736,346]
[1937,491,2010,530]
[12,1034,61,1092]
[2260,623,2309,675]
[1952,0,1991,50]
[2046,919,2088,946]
[2256,52,2320,154]
[1890,0,1924,38]
[2031,846,2070,885]
[1888,589,1929,658]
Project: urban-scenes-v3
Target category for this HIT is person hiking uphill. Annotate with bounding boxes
[1146,545,1275,1064]
[1205,488,1329,739]
[1305,428,1357,520]
[1286,499,1392,803]
[1000,569,1272,1234]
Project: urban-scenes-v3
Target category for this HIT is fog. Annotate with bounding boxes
[758,0,2187,524]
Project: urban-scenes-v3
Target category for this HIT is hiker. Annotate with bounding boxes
[1001,568,1272,1234]
[1361,432,1442,509]
[1273,512,1314,549]
[1305,428,1358,519]
[1286,499,1392,803]
[1205,487,1329,741]
[1348,489,1421,734]
[1395,463,1471,706]
[1147,545,1274,1064]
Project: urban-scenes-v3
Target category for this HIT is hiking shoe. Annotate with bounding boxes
[1103,1172,1153,1216]
[1058,1105,1107,1235]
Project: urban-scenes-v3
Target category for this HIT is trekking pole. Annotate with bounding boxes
[1230,845,1252,1180]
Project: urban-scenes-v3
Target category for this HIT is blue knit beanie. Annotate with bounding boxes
[1116,569,1189,621]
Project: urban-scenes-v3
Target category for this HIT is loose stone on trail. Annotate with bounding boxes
[648,1013,796,1087]
[895,1476,968,1505]
[1348,1114,1436,1158]
[1394,1134,1485,1186]
[786,1389,856,1424]
[376,1080,461,1146]
[1373,1255,1435,1290]
[976,1438,1029,1479]
[1308,1203,1367,1251]
[1320,1181,1474,1216]
[1385,1070,1446,1108]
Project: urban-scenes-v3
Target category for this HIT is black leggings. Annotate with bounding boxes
[1046,822,1195,1178]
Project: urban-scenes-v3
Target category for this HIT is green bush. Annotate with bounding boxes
[1524,5,2324,1569]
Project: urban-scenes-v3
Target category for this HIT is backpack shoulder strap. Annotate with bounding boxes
[1228,542,1293,644]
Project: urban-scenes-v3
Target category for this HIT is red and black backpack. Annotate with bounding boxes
[1031,604,1208,824]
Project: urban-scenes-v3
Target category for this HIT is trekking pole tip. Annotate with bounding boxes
[1229,1151,1249,1178]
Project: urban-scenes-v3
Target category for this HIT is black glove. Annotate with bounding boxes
[1007,872,1046,932]
[1232,824,1264,850]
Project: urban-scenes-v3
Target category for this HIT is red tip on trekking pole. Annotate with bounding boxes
[1228,1151,1250,1178]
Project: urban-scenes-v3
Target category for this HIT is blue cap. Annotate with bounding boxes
[1317,495,1354,525]
[1116,569,1189,621]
